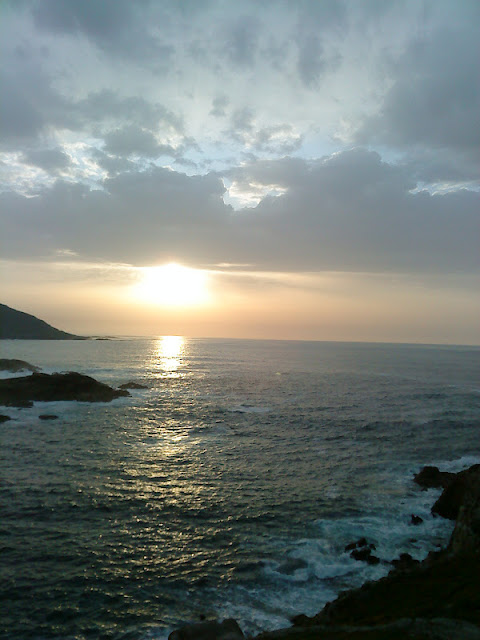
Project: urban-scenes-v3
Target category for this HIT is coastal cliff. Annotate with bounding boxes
[0,303,84,339]
[170,464,480,640]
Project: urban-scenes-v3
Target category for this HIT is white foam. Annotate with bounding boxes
[228,405,271,414]
[435,454,480,473]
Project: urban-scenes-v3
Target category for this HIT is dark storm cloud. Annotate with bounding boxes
[0,63,70,147]
[31,0,172,63]
[210,96,229,118]
[102,126,177,158]
[297,34,327,88]
[0,53,182,155]
[91,150,136,176]
[227,110,303,154]
[22,148,71,171]
[77,91,183,133]
[221,14,261,68]
[356,26,480,163]
[2,150,478,275]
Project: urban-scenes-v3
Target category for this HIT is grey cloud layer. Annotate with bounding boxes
[2,151,478,274]
[1,0,478,283]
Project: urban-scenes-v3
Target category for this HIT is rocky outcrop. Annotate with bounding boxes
[0,358,40,373]
[0,303,85,340]
[0,414,11,423]
[344,538,380,565]
[432,465,480,520]
[278,464,480,638]
[118,381,148,390]
[255,618,480,639]
[168,463,480,640]
[0,372,130,407]
[413,465,455,489]
[448,467,480,554]
[168,618,244,640]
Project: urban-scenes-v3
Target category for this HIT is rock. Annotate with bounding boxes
[39,414,58,420]
[449,469,480,555]
[118,381,148,390]
[0,358,40,373]
[414,466,455,489]
[258,618,480,639]
[411,514,423,525]
[346,538,379,564]
[0,372,130,407]
[344,538,375,552]
[432,465,480,520]
[262,464,480,640]
[277,557,308,575]
[0,414,11,423]
[169,618,244,640]
[350,547,380,565]
[391,553,420,571]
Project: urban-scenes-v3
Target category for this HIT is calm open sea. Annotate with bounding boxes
[1,338,479,639]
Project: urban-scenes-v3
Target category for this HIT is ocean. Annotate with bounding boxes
[1,338,479,639]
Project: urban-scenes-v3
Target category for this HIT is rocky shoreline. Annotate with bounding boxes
[170,463,480,640]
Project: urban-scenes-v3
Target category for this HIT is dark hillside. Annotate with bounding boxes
[0,303,85,340]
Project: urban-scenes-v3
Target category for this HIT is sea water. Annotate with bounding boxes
[1,338,479,639]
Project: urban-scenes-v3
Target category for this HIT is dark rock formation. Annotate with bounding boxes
[253,463,480,640]
[390,552,419,572]
[39,414,58,420]
[0,372,129,407]
[432,465,480,520]
[345,539,380,565]
[255,618,480,639]
[0,414,11,423]
[118,381,148,390]
[414,465,455,489]
[169,464,480,640]
[0,303,85,340]
[448,467,480,554]
[410,514,423,525]
[168,618,244,640]
[345,537,373,552]
[0,358,40,373]
[277,558,308,575]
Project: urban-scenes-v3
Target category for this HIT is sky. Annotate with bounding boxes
[1,0,479,343]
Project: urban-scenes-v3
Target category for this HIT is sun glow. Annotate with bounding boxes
[133,263,209,307]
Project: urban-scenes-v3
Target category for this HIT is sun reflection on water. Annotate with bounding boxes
[153,335,185,377]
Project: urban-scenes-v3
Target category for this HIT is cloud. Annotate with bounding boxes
[356,25,480,162]
[210,96,229,118]
[31,0,173,64]
[102,125,177,158]
[1,149,478,276]
[219,13,261,68]
[21,148,71,171]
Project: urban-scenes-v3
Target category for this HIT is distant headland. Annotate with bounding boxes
[0,303,86,340]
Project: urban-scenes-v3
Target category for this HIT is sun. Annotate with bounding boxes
[133,263,209,307]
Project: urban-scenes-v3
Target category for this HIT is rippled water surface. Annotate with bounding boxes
[1,339,479,639]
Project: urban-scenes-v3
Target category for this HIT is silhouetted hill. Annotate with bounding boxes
[0,304,85,340]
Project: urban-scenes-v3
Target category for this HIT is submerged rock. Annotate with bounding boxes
[277,557,308,575]
[0,414,11,423]
[169,618,244,640]
[39,414,58,420]
[0,371,130,407]
[118,381,148,390]
[0,358,40,373]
